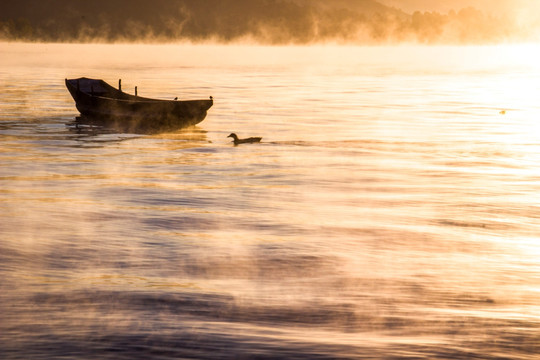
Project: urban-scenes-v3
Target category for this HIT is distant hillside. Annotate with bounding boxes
[0,0,524,44]
[293,0,399,15]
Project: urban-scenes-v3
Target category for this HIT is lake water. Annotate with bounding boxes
[1,42,539,359]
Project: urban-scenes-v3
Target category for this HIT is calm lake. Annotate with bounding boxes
[1,42,539,359]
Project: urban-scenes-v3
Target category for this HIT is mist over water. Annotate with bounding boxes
[1,42,540,359]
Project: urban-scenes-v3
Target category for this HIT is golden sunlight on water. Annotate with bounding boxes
[0,42,539,359]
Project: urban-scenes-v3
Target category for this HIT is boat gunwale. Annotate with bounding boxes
[65,77,200,104]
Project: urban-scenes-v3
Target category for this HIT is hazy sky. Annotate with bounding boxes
[379,0,536,14]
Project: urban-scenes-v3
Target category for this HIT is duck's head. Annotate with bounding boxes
[227,133,238,140]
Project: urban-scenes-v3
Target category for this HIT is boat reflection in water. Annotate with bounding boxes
[67,114,194,135]
[66,117,210,147]
[65,77,213,134]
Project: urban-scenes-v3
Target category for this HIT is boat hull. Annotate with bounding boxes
[65,78,213,133]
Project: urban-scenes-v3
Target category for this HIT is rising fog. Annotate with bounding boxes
[0,0,538,44]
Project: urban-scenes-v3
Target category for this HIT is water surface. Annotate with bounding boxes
[1,42,539,359]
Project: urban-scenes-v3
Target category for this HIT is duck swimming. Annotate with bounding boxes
[227,133,262,145]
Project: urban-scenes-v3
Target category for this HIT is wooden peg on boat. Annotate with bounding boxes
[119,79,122,91]
[135,86,138,97]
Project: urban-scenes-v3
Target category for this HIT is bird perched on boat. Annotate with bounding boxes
[227,133,262,145]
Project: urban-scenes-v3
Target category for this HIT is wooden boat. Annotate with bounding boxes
[65,77,213,133]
